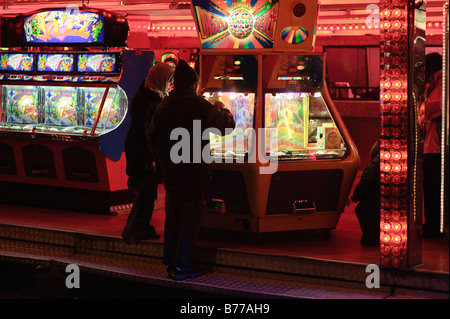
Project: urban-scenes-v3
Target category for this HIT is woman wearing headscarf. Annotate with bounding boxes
[122,62,174,241]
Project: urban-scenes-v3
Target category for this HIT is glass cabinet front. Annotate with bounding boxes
[263,54,347,161]
[205,91,255,161]
[0,84,127,135]
[264,91,347,160]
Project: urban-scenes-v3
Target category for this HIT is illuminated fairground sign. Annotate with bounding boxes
[23,10,105,44]
[192,0,277,49]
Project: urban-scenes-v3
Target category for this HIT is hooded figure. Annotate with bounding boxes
[122,62,174,241]
[150,60,235,280]
[151,60,232,192]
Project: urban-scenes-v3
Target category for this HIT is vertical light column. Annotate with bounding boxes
[442,3,449,233]
[379,0,424,269]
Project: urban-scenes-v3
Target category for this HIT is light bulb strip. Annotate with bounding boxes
[379,0,410,269]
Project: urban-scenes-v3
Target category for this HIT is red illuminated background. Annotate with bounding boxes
[0,0,446,48]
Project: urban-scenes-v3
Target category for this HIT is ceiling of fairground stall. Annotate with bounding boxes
[0,0,446,38]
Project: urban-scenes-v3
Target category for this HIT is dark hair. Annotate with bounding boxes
[426,52,442,80]
[371,140,380,160]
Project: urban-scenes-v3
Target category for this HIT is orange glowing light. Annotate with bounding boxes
[393,93,403,101]
[382,93,391,101]
[392,21,402,29]
[381,80,391,89]
[391,151,401,160]
[392,223,402,232]
[382,222,392,231]
[392,9,403,17]
[392,80,402,88]
[382,9,391,17]
[392,235,402,244]
[381,151,391,160]
[382,163,392,172]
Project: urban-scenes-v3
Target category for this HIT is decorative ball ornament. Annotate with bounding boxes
[228,8,254,39]
[281,26,309,44]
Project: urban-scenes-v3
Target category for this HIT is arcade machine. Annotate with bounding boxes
[0,8,133,214]
[191,0,360,233]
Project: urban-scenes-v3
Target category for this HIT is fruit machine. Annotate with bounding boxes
[191,0,359,233]
[0,8,133,214]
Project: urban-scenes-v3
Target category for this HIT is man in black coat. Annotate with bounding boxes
[151,60,235,280]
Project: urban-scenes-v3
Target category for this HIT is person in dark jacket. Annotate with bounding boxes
[151,60,235,280]
[419,53,443,238]
[122,62,174,241]
[351,140,380,246]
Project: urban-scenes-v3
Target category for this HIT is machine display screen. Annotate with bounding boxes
[0,85,127,135]
[265,92,309,151]
[264,92,347,160]
[44,86,78,126]
[83,87,122,130]
[77,53,118,73]
[4,85,39,124]
[0,53,34,72]
[205,91,255,160]
[37,54,74,72]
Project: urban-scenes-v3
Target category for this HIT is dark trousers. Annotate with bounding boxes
[355,203,380,245]
[163,188,204,272]
[122,174,158,238]
[423,153,441,236]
